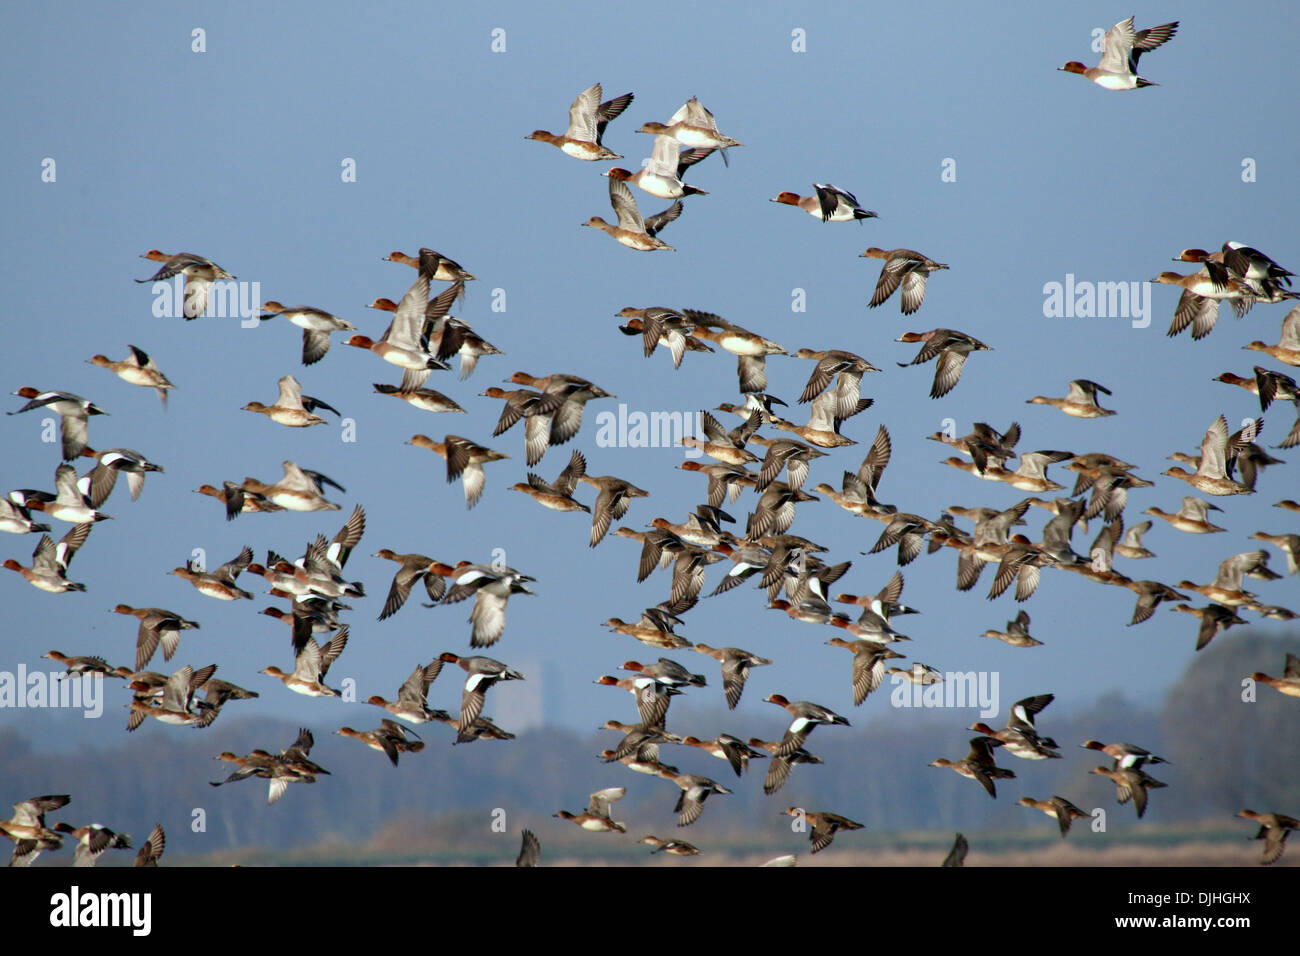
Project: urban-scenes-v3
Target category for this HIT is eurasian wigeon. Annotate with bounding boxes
[640,835,700,856]
[583,177,681,251]
[371,382,465,414]
[1237,810,1299,865]
[606,133,712,199]
[783,808,865,853]
[239,461,344,513]
[512,449,590,514]
[260,628,349,698]
[1091,764,1166,819]
[366,660,450,725]
[113,604,200,671]
[87,345,175,406]
[764,694,850,757]
[604,606,691,650]
[407,434,508,509]
[516,830,540,867]
[4,522,92,593]
[825,637,905,705]
[133,824,165,867]
[896,329,991,398]
[1162,416,1253,496]
[128,664,221,730]
[480,386,565,466]
[259,302,357,366]
[1154,270,1257,339]
[135,250,235,319]
[1250,653,1300,699]
[554,787,627,832]
[1058,17,1178,90]
[982,609,1042,647]
[9,388,108,461]
[771,184,876,222]
[527,83,633,161]
[52,822,132,867]
[655,769,731,826]
[1245,305,1300,367]
[242,375,339,428]
[336,720,424,766]
[346,273,449,390]
[682,312,787,392]
[1026,379,1116,418]
[383,248,477,283]
[583,473,650,547]
[930,737,1015,798]
[1,794,70,867]
[637,97,743,164]
[1017,796,1088,837]
[861,248,948,313]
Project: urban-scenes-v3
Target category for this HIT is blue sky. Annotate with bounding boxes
[0,0,1296,791]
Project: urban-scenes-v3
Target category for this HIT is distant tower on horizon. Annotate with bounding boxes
[540,656,562,727]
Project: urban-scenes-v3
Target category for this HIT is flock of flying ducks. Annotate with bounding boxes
[4,17,1299,867]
